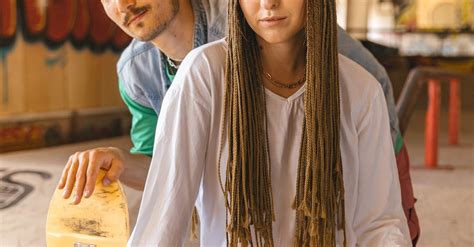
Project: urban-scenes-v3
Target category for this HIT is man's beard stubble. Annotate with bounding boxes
[128,0,180,42]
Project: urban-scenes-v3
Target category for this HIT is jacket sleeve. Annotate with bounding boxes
[353,85,412,246]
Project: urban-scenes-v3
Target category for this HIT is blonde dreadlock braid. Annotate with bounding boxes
[294,0,346,246]
[220,1,274,245]
[220,0,345,246]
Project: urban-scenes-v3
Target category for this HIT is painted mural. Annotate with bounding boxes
[1,0,132,51]
[394,0,417,29]
[0,1,133,153]
[394,0,474,30]
[0,0,17,47]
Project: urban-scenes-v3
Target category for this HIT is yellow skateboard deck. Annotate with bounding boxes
[46,170,129,247]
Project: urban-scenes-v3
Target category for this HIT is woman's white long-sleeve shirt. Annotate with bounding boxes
[128,39,411,247]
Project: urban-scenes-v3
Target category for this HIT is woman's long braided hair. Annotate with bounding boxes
[220,0,345,246]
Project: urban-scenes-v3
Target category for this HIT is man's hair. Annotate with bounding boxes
[219,0,346,246]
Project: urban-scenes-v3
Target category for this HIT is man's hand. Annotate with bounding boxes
[57,147,126,204]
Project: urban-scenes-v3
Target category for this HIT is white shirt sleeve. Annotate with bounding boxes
[127,66,211,246]
[353,85,412,246]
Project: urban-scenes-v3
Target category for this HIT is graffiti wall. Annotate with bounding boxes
[0,0,133,152]
[0,0,132,51]
[0,0,132,114]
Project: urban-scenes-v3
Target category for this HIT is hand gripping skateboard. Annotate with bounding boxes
[46,170,129,247]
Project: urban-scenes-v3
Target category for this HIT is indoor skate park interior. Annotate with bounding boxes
[0,0,473,246]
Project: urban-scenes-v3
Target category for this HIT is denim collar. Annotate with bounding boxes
[191,0,208,48]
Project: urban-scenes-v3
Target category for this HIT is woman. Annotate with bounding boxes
[128,0,411,246]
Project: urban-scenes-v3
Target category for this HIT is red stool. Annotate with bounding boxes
[424,78,460,169]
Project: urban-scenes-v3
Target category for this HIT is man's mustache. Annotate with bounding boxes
[123,5,151,26]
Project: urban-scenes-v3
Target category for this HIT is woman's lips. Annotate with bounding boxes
[259,16,287,27]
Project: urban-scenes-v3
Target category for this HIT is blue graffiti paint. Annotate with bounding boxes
[45,53,66,68]
[0,47,11,106]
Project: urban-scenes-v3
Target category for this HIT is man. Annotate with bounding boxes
[57,0,419,243]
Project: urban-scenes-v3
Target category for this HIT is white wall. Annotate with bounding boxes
[346,0,370,39]
[367,0,397,47]
[337,0,348,29]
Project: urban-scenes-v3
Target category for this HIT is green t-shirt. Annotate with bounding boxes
[119,82,157,157]
[119,65,176,157]
[165,63,176,83]
[394,132,404,155]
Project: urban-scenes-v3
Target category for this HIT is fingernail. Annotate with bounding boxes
[103,178,111,186]
[84,190,91,198]
[62,191,67,198]
[73,195,79,203]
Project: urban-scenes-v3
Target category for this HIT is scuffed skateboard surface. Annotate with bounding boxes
[46,170,129,247]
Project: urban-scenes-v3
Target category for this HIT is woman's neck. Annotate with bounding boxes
[258,31,306,98]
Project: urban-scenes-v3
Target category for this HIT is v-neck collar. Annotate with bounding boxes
[264,84,306,103]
